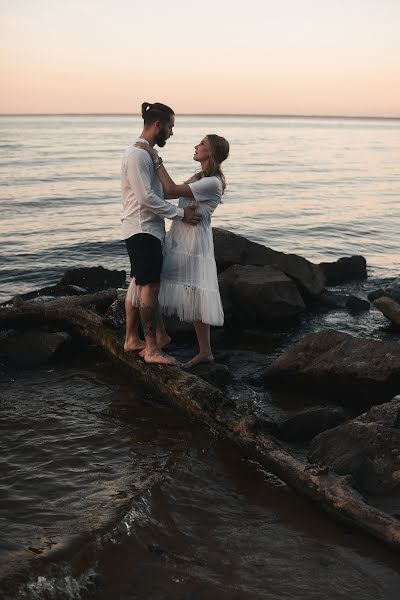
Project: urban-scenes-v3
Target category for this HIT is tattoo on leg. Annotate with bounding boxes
[140,305,157,341]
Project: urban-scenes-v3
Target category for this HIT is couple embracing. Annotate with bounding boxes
[121,102,229,367]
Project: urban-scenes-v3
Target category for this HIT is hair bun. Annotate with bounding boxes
[141,102,152,118]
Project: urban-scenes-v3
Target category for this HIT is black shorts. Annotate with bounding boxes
[124,233,163,286]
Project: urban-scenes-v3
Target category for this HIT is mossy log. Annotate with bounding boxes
[1,292,400,551]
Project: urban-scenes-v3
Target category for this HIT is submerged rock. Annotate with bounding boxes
[277,406,346,442]
[308,396,400,496]
[213,227,325,297]
[318,255,367,286]
[319,291,370,311]
[219,264,306,323]
[0,330,71,368]
[188,362,234,390]
[264,330,400,406]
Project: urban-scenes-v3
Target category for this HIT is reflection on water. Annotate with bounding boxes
[1,115,400,300]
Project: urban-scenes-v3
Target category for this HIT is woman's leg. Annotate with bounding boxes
[186,320,214,368]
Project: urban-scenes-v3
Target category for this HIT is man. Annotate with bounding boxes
[121,102,200,365]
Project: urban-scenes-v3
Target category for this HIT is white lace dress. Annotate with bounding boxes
[127,175,224,326]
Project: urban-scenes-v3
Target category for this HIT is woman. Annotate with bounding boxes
[136,134,229,368]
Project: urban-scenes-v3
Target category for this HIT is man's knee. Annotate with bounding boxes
[139,282,160,306]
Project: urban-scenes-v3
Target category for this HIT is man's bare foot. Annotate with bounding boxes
[143,350,180,366]
[185,353,214,368]
[157,334,171,349]
[124,338,146,352]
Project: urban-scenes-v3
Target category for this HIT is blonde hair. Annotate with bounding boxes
[186,134,230,192]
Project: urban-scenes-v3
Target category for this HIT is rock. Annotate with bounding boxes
[318,256,367,286]
[212,228,325,297]
[215,350,272,385]
[345,295,370,312]
[188,362,234,390]
[368,284,400,304]
[308,396,400,495]
[373,296,400,327]
[319,291,370,311]
[102,290,126,330]
[55,284,88,295]
[219,264,306,323]
[0,330,71,368]
[277,407,346,442]
[265,330,400,406]
[319,291,348,308]
[217,273,234,323]
[59,266,126,292]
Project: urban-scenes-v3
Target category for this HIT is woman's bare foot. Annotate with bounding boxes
[157,334,171,349]
[124,337,146,352]
[185,352,214,368]
[142,350,180,366]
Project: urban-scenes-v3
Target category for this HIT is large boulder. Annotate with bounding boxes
[308,396,400,496]
[219,264,306,323]
[372,297,400,327]
[212,228,325,297]
[264,330,400,406]
[318,256,367,286]
[59,266,126,292]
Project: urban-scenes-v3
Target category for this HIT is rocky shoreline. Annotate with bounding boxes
[1,227,400,551]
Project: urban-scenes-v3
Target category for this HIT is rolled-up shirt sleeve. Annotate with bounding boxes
[127,152,184,220]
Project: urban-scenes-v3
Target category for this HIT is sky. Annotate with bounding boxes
[1,0,399,117]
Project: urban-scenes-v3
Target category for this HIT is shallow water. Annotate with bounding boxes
[1,347,400,599]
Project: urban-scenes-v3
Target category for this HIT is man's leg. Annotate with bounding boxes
[140,283,178,365]
[124,279,145,352]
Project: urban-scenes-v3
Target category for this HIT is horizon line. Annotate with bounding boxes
[0,112,399,120]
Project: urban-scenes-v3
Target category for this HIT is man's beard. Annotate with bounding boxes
[155,131,167,147]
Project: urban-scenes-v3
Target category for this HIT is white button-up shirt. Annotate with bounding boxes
[120,137,184,243]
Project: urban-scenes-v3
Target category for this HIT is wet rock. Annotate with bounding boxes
[264,330,400,406]
[0,330,71,368]
[188,362,234,390]
[318,256,367,285]
[345,295,370,312]
[102,291,126,330]
[308,396,400,496]
[215,350,272,385]
[219,264,306,323]
[277,406,346,442]
[319,291,370,311]
[368,284,400,304]
[59,266,126,292]
[55,284,88,295]
[373,296,400,327]
[213,227,325,297]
